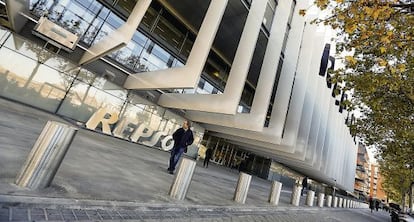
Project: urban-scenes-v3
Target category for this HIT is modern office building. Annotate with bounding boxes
[0,0,357,191]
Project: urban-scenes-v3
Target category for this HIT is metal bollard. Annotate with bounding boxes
[268,181,282,205]
[333,196,338,208]
[318,193,325,207]
[290,184,302,206]
[169,158,196,200]
[15,121,77,189]
[326,195,332,207]
[306,190,315,206]
[233,172,252,204]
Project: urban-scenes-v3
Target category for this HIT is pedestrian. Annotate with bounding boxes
[203,148,213,168]
[369,196,374,213]
[375,199,380,211]
[301,176,308,196]
[167,120,194,174]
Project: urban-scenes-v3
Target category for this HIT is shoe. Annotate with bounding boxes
[168,170,174,174]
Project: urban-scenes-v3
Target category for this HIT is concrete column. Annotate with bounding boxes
[268,181,282,205]
[157,0,269,113]
[326,195,332,207]
[124,0,228,90]
[306,190,315,206]
[338,198,343,208]
[333,196,338,208]
[318,193,325,207]
[15,121,77,189]
[291,184,302,206]
[233,172,252,204]
[169,158,196,200]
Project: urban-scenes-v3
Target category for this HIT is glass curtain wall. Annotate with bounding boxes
[0,29,204,151]
[199,133,271,179]
[28,0,275,113]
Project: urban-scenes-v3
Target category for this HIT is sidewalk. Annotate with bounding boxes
[0,97,351,221]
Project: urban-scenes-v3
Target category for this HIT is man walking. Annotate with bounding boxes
[168,120,194,174]
[203,148,213,168]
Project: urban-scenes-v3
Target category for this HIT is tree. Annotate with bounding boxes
[306,0,414,201]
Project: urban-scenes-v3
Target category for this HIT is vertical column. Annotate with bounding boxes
[318,193,325,207]
[169,158,196,200]
[333,196,338,208]
[326,195,332,207]
[233,172,252,204]
[306,190,315,206]
[268,181,283,205]
[16,121,78,189]
[291,184,302,206]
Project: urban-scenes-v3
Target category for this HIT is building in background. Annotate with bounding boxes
[354,145,370,200]
[369,164,387,201]
[0,0,357,191]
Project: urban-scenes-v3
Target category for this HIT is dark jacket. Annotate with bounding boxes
[172,128,194,150]
[205,148,213,159]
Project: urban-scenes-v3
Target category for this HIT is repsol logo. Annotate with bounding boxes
[85,108,175,151]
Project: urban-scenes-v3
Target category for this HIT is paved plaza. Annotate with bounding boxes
[0,97,388,221]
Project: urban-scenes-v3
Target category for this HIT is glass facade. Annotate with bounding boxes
[27,0,278,113]
[0,30,204,153]
[199,134,271,179]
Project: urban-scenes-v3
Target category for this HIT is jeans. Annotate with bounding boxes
[168,147,185,172]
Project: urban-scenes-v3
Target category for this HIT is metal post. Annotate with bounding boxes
[326,195,332,207]
[268,181,282,205]
[306,190,315,206]
[291,184,302,206]
[233,172,252,204]
[169,158,196,200]
[318,193,325,207]
[333,196,338,208]
[15,121,77,189]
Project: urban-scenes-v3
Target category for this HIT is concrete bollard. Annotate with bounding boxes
[233,172,252,204]
[306,190,315,206]
[169,158,196,200]
[326,195,332,207]
[15,121,77,189]
[318,193,325,207]
[338,198,343,208]
[268,181,282,205]
[345,199,348,208]
[333,196,338,207]
[290,184,302,206]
